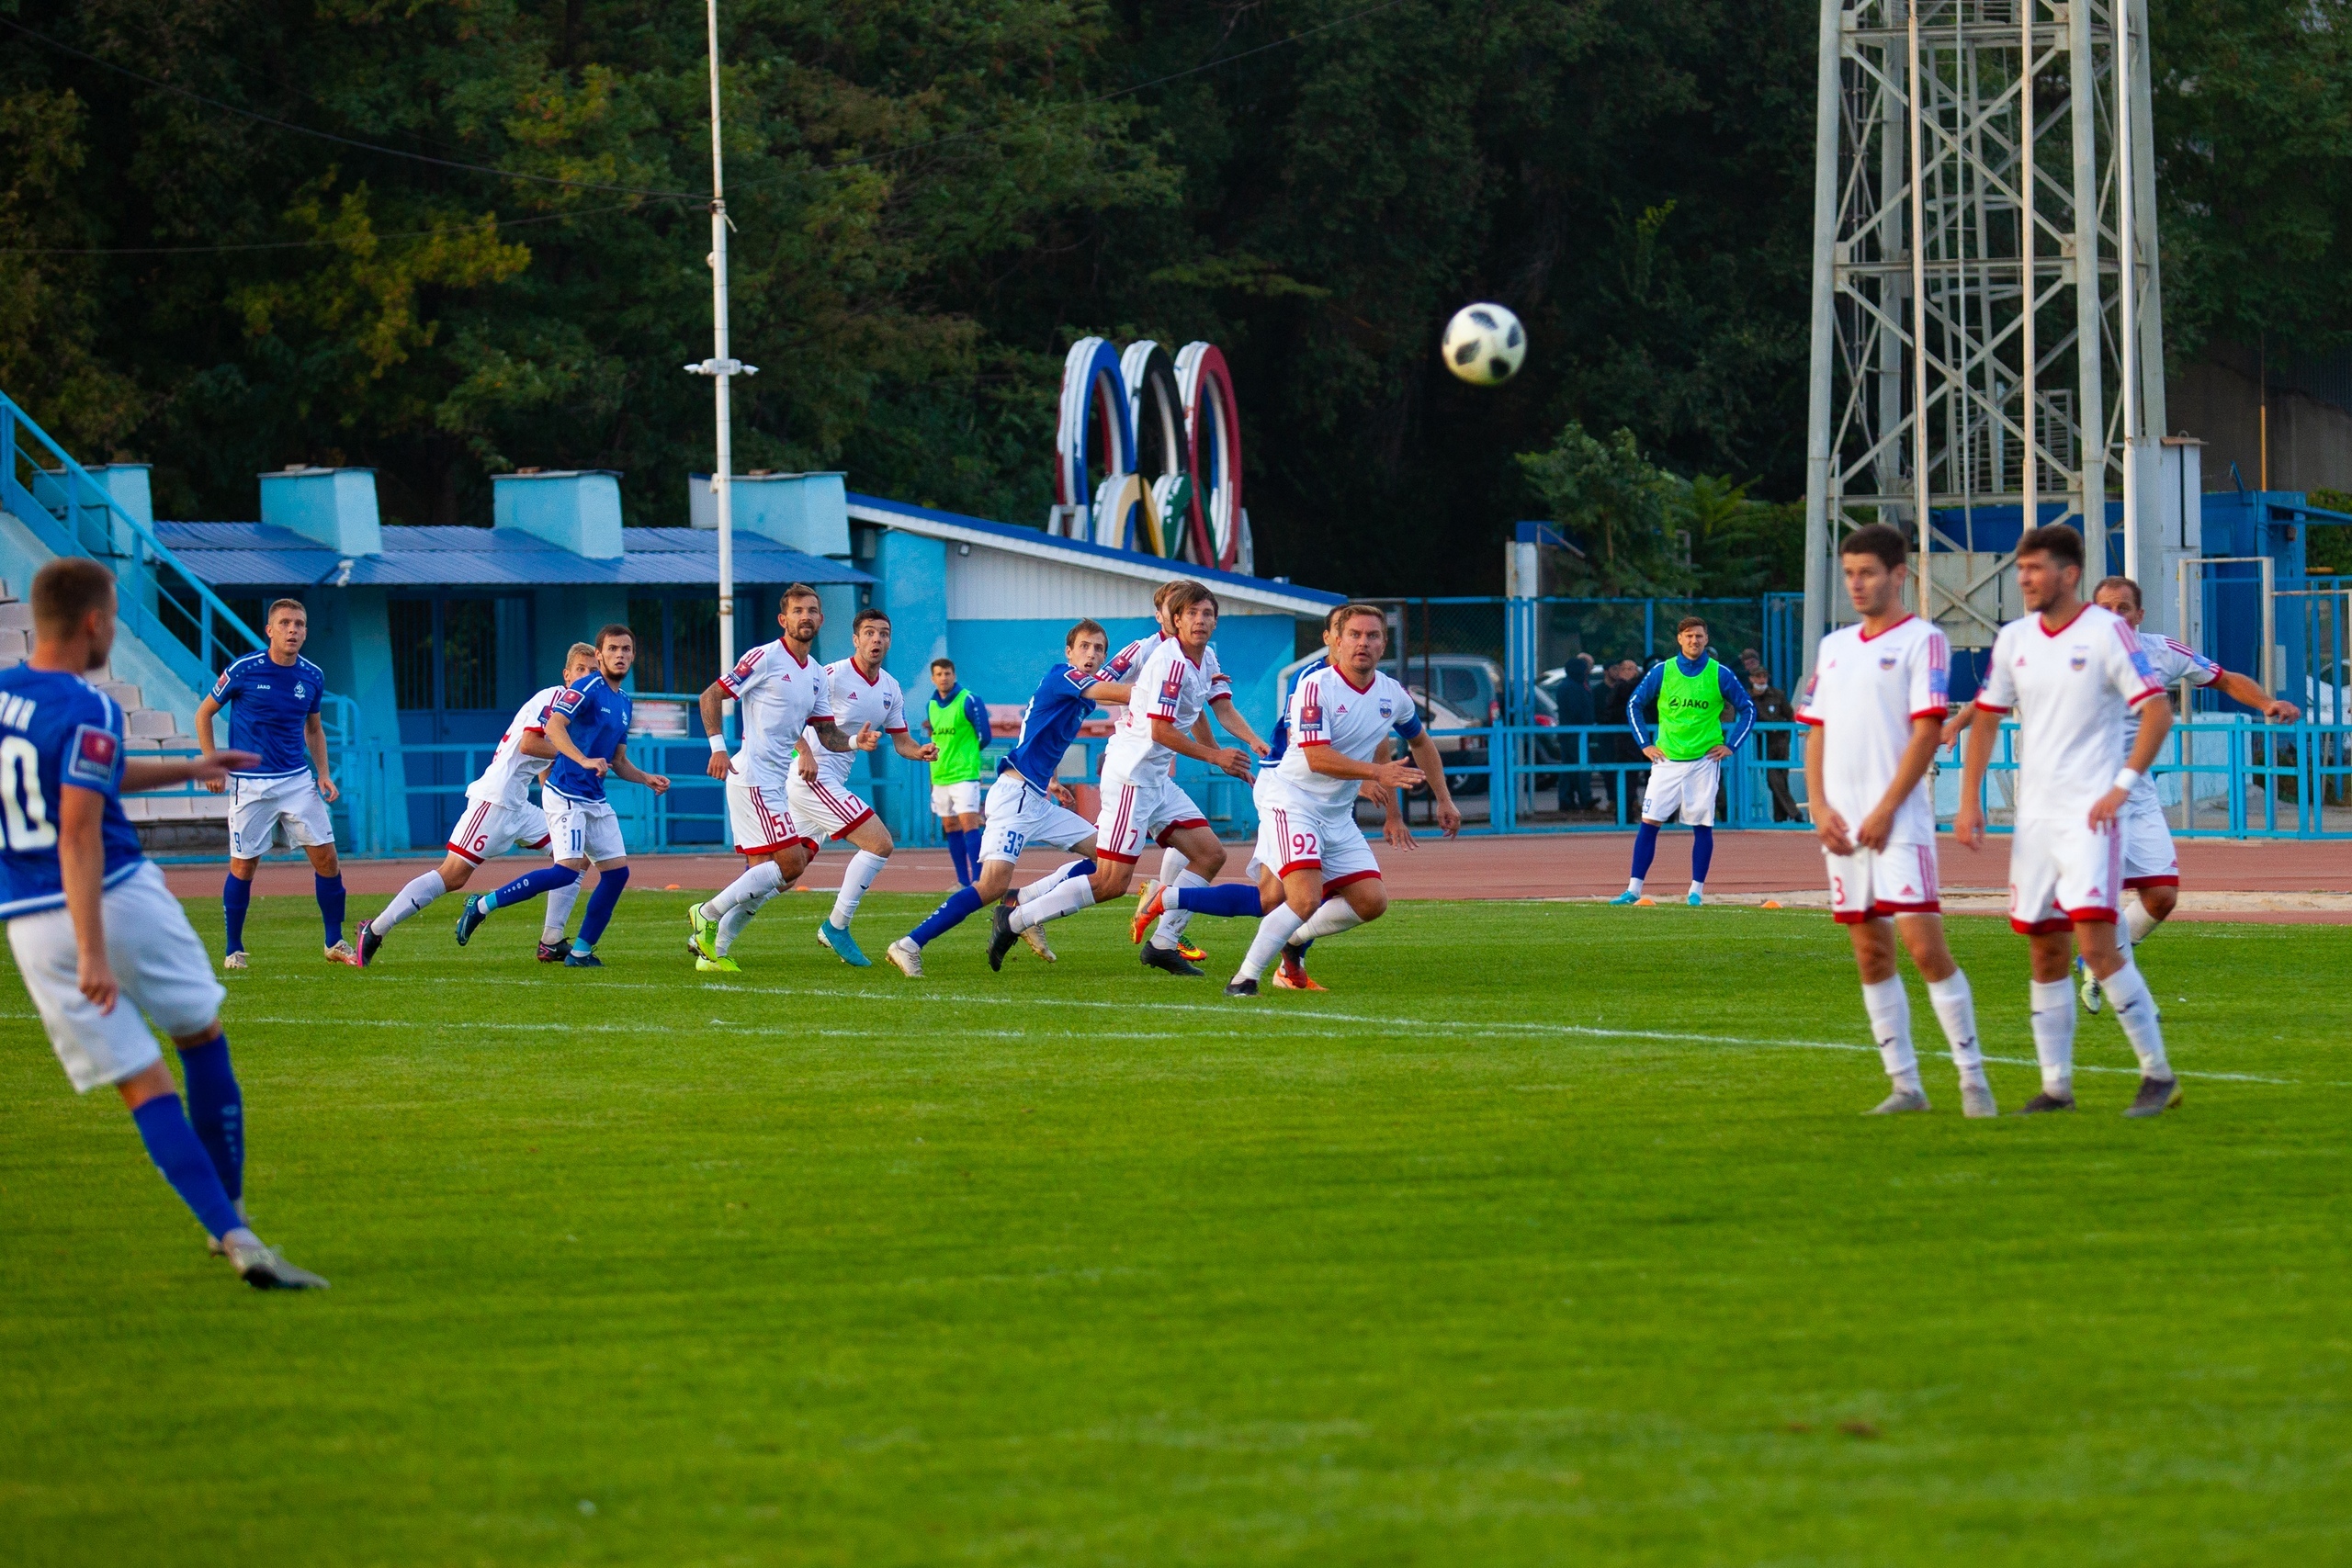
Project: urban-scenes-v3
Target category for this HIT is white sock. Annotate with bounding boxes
[708,859,784,919]
[2126,898,2160,947]
[1238,902,1309,982]
[1625,876,1645,896]
[1158,845,1185,889]
[1861,977,1920,1091]
[716,887,777,956]
[1152,869,1208,949]
[543,879,582,945]
[1017,860,1087,905]
[1926,970,1986,1081]
[830,850,888,929]
[2030,978,2076,1095]
[1688,879,1704,898]
[374,870,446,932]
[1293,898,1366,942]
[2098,958,2173,1078]
[1010,873,1096,931]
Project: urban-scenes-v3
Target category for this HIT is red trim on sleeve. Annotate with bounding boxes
[1909,705,1949,719]
[1973,699,2011,714]
[2125,686,2164,708]
[1297,738,1331,747]
[1793,713,1825,727]
[886,725,910,735]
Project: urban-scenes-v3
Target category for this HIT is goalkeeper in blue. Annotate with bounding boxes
[2,560,324,1287]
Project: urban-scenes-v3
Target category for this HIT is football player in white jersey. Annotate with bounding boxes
[353,642,598,966]
[1798,525,1993,1116]
[787,606,937,967]
[689,585,866,971]
[2079,575,2300,1011]
[1146,601,1458,996]
[989,581,1258,974]
[1956,525,2181,1116]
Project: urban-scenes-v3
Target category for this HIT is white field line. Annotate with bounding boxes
[202,976,2324,1087]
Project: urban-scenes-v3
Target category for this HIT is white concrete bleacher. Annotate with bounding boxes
[0,578,229,827]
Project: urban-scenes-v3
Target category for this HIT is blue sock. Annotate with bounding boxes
[961,828,987,874]
[221,874,252,953]
[1631,821,1661,881]
[1170,882,1264,918]
[946,829,971,887]
[911,885,986,947]
[487,864,581,911]
[574,865,629,950]
[176,1035,243,1202]
[315,874,346,946]
[131,1094,243,1238]
[1691,825,1714,885]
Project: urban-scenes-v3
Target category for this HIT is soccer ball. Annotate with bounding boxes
[1441,302,1526,386]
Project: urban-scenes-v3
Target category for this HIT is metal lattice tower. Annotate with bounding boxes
[1800,0,2165,660]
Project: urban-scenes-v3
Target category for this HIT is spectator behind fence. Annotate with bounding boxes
[1598,658,1645,817]
[1748,669,1802,821]
[1555,653,1597,812]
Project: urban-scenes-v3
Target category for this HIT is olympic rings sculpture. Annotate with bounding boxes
[1050,336,1250,570]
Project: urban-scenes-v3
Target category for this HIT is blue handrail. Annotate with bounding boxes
[0,392,265,694]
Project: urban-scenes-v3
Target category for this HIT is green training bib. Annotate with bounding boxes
[1657,658,1726,761]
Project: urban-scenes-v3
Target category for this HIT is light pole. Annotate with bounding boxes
[686,0,756,682]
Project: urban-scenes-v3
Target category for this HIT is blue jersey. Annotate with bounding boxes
[1626,654,1757,752]
[209,651,325,777]
[1261,655,1330,769]
[1000,662,1109,790]
[545,672,633,802]
[0,667,144,919]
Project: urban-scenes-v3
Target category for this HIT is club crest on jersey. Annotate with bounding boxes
[1878,655,1897,671]
[1378,699,1394,717]
[2069,649,2088,671]
[294,682,307,698]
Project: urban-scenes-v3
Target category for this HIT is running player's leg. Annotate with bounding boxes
[822,813,894,955]
[1146,820,1229,954]
[715,841,810,961]
[458,795,584,942]
[994,782,1145,967]
[298,831,348,961]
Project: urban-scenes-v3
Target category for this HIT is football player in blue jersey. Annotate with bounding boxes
[195,598,349,968]
[4,560,324,1287]
[885,618,1134,976]
[454,625,670,966]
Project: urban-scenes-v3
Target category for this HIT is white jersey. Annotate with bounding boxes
[465,684,564,807]
[801,657,907,789]
[1265,666,1419,810]
[718,639,834,793]
[2126,634,2220,803]
[1107,630,1230,698]
[1103,637,1216,784]
[1794,615,1951,841]
[1974,603,2163,821]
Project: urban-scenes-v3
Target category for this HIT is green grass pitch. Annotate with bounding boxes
[3,886,2348,1564]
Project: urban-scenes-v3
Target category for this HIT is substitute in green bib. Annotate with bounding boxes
[1608,617,1756,908]
[925,658,991,888]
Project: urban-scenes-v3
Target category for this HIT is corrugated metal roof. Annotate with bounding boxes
[153,522,872,589]
[843,491,1343,615]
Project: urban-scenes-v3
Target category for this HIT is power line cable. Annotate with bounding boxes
[0,200,663,256]
[0,17,701,199]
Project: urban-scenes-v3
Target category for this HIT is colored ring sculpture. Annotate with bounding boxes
[1054,337,1134,537]
[1120,342,1186,557]
[1174,342,1243,570]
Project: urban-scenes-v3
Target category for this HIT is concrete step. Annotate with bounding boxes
[0,604,32,632]
[99,680,141,708]
[125,709,178,739]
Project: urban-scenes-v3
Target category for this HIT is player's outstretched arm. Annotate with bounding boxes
[2211,669,2301,722]
[304,712,339,802]
[1089,680,1134,705]
[1403,729,1461,836]
[608,741,671,795]
[544,710,605,775]
[808,716,860,752]
[1148,717,1252,781]
[122,750,257,794]
[892,729,938,762]
[1208,694,1269,757]
[57,784,117,1012]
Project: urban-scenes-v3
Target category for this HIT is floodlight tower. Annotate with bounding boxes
[1799,0,2166,668]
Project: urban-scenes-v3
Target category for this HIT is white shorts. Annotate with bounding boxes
[931,779,986,818]
[2119,789,2180,889]
[9,861,225,1093]
[1252,797,1380,890]
[787,771,876,842]
[1641,755,1721,827]
[1093,772,1208,864]
[228,771,334,859]
[1826,837,1941,923]
[728,776,815,857]
[545,789,628,865]
[2008,815,2124,933]
[978,771,1095,864]
[445,796,550,865]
